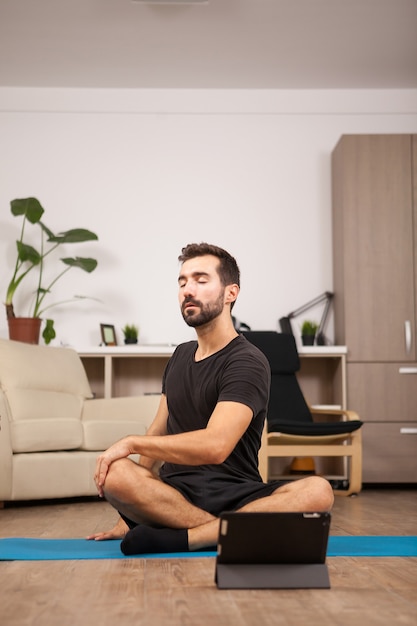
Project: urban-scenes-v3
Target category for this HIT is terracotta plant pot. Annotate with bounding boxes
[8,317,42,344]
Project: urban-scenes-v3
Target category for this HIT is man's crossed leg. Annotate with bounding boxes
[87,459,334,555]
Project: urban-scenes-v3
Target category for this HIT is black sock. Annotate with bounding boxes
[120,526,189,555]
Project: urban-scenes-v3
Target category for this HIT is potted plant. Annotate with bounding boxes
[301,320,318,346]
[121,324,139,345]
[5,197,98,344]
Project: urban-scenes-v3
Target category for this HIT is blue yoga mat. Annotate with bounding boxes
[0,536,416,561]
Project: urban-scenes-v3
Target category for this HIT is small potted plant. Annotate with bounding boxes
[301,320,318,346]
[122,324,139,344]
[5,197,98,344]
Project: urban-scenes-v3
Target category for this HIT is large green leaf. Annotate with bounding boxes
[16,241,42,264]
[11,198,44,223]
[61,257,98,272]
[48,229,98,244]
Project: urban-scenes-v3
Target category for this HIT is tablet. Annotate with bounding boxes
[215,511,331,589]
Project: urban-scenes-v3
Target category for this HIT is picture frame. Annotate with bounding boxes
[100,323,117,346]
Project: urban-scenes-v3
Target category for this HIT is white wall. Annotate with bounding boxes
[1,88,417,348]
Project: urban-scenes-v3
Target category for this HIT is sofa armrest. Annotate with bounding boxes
[0,391,13,501]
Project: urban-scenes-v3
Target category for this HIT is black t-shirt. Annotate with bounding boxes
[159,335,270,482]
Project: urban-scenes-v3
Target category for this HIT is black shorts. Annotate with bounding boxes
[159,470,287,517]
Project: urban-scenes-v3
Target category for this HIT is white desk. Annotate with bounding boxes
[297,345,347,410]
[78,345,175,399]
[78,344,347,406]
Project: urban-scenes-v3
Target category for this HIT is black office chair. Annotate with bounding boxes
[243,331,363,496]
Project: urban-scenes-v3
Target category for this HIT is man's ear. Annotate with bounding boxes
[225,284,240,306]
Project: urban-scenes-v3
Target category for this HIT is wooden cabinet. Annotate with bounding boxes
[348,362,417,482]
[332,134,417,483]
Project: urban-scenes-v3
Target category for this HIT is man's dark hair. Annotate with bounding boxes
[179,242,240,288]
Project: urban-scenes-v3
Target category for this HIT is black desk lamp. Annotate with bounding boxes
[279,291,334,345]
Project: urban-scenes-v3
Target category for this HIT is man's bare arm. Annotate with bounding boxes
[94,400,253,494]
[137,394,169,471]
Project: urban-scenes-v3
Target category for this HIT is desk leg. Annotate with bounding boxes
[104,355,112,399]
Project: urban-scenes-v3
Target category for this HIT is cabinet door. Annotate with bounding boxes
[362,422,417,483]
[413,136,417,358]
[347,362,417,422]
[332,135,415,361]
[348,362,417,483]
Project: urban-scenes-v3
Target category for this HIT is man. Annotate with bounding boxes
[87,243,333,554]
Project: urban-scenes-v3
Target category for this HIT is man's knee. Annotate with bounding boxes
[304,476,334,511]
[103,458,149,499]
[278,475,334,511]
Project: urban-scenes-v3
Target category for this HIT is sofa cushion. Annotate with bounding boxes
[81,395,160,451]
[11,451,100,500]
[82,420,148,451]
[6,388,84,452]
[0,339,93,398]
[0,339,93,452]
[11,417,83,453]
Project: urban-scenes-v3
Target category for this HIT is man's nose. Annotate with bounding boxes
[183,281,196,297]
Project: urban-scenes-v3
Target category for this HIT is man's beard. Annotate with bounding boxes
[181,290,225,328]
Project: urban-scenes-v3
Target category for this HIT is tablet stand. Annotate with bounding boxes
[216,562,330,589]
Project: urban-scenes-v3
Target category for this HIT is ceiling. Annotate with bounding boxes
[0,0,416,90]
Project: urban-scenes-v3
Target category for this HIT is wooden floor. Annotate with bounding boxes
[1,487,416,626]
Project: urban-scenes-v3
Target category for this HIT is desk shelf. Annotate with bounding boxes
[78,345,175,399]
[297,346,347,410]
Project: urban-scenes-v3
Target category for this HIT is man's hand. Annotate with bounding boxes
[94,437,135,497]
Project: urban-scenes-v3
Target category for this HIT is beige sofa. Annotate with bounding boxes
[0,338,160,504]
